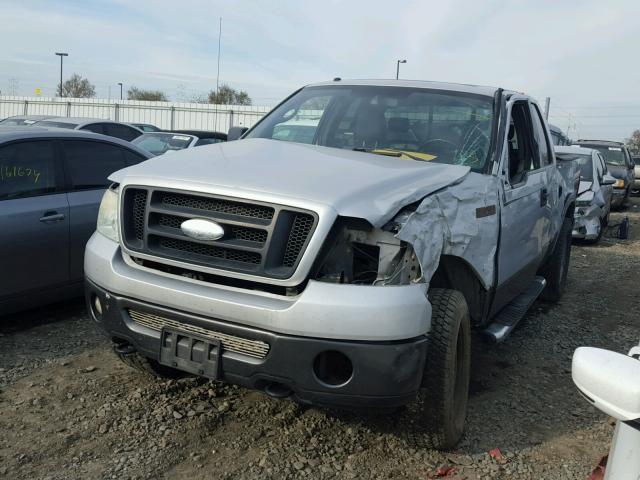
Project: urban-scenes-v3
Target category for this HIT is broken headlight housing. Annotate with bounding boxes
[312,217,422,285]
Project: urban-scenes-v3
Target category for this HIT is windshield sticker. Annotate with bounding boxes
[608,147,622,151]
[172,135,192,141]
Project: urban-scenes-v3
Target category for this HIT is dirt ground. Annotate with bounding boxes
[1,199,639,480]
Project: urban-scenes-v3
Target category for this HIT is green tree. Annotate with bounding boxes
[127,86,168,102]
[207,84,252,105]
[625,129,640,155]
[57,73,96,98]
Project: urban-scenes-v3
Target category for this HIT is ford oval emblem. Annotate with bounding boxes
[180,218,225,242]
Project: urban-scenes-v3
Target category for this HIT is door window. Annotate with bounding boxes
[0,140,58,200]
[62,140,126,190]
[506,102,536,185]
[530,104,552,167]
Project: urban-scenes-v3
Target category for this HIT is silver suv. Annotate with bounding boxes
[85,80,577,449]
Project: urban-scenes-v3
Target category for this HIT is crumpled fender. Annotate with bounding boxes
[396,173,500,289]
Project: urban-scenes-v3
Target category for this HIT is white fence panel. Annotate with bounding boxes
[0,96,272,132]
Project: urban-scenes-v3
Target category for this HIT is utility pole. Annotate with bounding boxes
[118,82,123,100]
[396,59,406,80]
[55,52,68,97]
[216,17,222,101]
[544,97,551,120]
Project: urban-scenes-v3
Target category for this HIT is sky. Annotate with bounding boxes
[1,0,639,141]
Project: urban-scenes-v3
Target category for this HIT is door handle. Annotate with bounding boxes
[39,212,65,223]
[540,188,549,207]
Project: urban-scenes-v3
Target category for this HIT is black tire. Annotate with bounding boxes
[115,347,186,379]
[539,217,572,302]
[406,289,471,450]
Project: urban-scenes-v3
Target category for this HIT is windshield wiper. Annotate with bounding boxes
[352,147,435,162]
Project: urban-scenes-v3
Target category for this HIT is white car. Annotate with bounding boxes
[555,146,616,242]
[573,344,640,479]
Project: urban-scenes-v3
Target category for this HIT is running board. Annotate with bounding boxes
[483,276,546,343]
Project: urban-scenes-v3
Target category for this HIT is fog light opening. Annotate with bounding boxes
[313,350,353,387]
[91,294,103,319]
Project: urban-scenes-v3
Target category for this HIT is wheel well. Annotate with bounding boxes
[429,255,490,326]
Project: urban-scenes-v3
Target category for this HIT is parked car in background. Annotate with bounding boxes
[85,79,577,449]
[555,146,615,242]
[172,129,227,146]
[633,155,640,192]
[0,115,57,126]
[132,132,197,156]
[574,139,635,208]
[34,117,143,142]
[548,123,571,146]
[573,343,640,480]
[0,127,152,315]
[128,123,162,132]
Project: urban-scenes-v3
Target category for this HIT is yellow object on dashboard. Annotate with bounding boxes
[370,149,437,161]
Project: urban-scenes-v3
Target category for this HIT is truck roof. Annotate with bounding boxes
[306,79,506,98]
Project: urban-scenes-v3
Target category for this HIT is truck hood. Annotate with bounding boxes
[112,138,470,225]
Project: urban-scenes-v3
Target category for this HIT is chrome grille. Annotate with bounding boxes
[128,309,270,359]
[121,187,317,280]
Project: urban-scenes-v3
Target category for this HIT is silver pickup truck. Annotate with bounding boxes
[84,80,577,449]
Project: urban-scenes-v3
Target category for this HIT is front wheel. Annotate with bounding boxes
[406,289,471,450]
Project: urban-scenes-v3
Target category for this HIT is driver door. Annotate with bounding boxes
[493,99,551,313]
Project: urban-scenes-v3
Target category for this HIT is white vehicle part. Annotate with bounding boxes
[572,347,640,422]
[395,173,500,289]
[604,421,640,480]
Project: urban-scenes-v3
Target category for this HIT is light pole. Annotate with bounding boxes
[396,59,407,80]
[55,52,68,97]
[117,82,123,100]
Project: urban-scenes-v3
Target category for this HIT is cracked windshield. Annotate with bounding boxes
[246,85,494,171]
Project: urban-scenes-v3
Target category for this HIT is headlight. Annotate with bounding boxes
[614,179,625,188]
[97,187,119,242]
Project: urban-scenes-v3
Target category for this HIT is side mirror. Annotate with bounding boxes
[572,346,640,422]
[227,126,248,141]
[602,174,617,186]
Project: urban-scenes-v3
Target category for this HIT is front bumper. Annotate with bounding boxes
[86,279,428,408]
[85,233,431,341]
[573,205,603,240]
[84,232,431,408]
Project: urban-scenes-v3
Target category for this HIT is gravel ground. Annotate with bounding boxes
[1,199,639,480]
